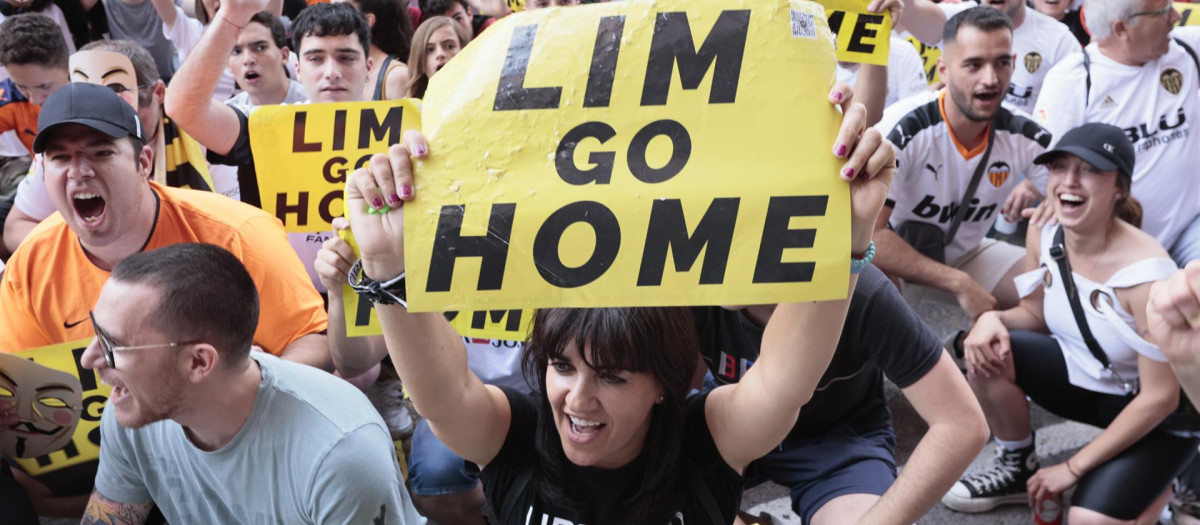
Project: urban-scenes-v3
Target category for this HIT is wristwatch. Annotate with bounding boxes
[347,259,407,306]
[850,241,875,275]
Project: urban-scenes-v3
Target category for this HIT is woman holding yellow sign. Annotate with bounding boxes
[343,83,893,524]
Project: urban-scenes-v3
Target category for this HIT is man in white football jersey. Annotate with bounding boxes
[1034,0,1200,266]
[873,7,1052,320]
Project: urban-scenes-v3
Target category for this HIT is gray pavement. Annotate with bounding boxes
[739,291,1111,524]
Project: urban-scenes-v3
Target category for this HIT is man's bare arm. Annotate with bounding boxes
[80,490,153,525]
[280,333,333,371]
[3,206,39,256]
[854,352,989,524]
[164,0,267,156]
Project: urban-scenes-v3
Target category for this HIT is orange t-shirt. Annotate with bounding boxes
[0,182,327,353]
[0,78,40,155]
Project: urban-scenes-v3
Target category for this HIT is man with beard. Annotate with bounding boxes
[872,7,1052,320]
[79,243,422,524]
[0,83,330,518]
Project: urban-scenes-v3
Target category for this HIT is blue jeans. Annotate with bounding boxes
[407,418,480,496]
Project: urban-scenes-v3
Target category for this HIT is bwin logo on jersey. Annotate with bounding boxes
[1162,68,1184,95]
[987,161,1011,188]
[1024,52,1043,74]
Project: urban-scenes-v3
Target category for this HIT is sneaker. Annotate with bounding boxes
[1172,460,1200,525]
[942,442,1039,513]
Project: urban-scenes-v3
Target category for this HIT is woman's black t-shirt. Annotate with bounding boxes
[479,387,744,525]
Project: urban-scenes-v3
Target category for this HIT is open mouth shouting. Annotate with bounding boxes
[566,414,606,444]
[242,69,262,85]
[72,191,107,226]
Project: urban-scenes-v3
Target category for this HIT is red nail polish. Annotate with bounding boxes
[835,144,848,157]
[373,198,384,209]
[842,167,855,179]
[401,184,413,198]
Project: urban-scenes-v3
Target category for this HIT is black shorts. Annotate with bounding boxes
[1010,330,1200,520]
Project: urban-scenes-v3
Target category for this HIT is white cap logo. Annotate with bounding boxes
[1103,143,1114,153]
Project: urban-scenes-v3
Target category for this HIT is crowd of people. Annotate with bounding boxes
[2,0,1200,523]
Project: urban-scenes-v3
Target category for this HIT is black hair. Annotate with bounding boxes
[111,243,260,366]
[354,0,413,60]
[249,11,289,50]
[942,6,1013,47]
[290,3,372,58]
[0,14,69,69]
[522,307,696,524]
[418,0,468,17]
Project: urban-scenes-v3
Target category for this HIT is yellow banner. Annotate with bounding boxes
[906,36,943,86]
[249,100,422,233]
[340,229,535,340]
[1177,3,1200,25]
[405,0,851,312]
[820,0,892,65]
[2,340,109,477]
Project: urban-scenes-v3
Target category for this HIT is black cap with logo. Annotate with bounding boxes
[32,83,144,154]
[1033,123,1135,180]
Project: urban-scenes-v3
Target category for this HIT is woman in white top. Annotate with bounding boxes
[943,123,1199,523]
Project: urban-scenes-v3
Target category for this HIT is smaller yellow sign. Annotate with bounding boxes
[339,229,534,341]
[1176,3,1200,26]
[3,340,109,478]
[249,100,422,233]
[820,0,892,65]
[906,35,943,86]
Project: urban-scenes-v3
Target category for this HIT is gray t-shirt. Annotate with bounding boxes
[100,0,178,81]
[95,352,425,524]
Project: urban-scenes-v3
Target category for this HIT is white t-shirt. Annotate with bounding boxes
[1033,27,1200,249]
[163,5,236,102]
[875,90,1052,262]
[1007,7,1082,109]
[837,36,929,108]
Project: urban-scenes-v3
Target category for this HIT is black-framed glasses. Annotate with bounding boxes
[89,311,199,369]
[1129,0,1174,20]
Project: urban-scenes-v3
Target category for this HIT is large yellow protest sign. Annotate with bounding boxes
[2,340,109,484]
[249,101,421,233]
[906,36,943,86]
[1177,3,1200,26]
[820,0,891,65]
[404,0,851,312]
[340,229,535,340]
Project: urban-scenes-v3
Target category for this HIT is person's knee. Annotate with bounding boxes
[990,258,1026,310]
[1067,505,1135,525]
[411,485,485,523]
[808,493,880,525]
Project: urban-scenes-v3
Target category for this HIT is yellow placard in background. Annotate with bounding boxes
[1177,3,1200,25]
[405,0,851,312]
[4,340,109,478]
[249,100,421,233]
[819,0,892,65]
[340,229,534,340]
[906,36,943,85]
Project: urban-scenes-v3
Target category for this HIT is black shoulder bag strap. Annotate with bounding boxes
[1082,49,1092,107]
[1049,225,1139,395]
[945,124,998,246]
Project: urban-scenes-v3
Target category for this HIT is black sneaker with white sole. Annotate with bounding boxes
[942,442,1039,513]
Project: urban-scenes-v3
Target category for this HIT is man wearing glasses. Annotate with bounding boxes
[78,243,422,524]
[0,83,329,517]
[1034,0,1200,267]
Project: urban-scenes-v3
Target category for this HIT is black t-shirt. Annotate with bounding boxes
[694,265,942,440]
[480,387,744,525]
[207,107,262,207]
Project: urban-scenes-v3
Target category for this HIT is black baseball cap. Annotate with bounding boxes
[32,83,145,154]
[1033,123,1135,180]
